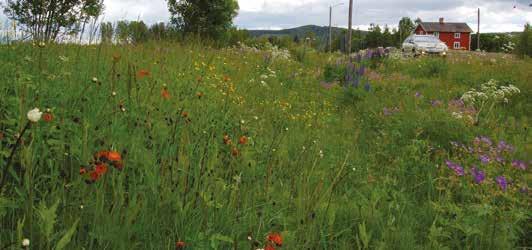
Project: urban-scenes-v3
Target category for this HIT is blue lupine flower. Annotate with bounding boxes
[364,82,371,92]
[352,77,360,88]
[357,65,366,77]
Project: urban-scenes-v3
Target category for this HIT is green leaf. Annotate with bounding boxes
[37,199,60,240]
[55,219,79,250]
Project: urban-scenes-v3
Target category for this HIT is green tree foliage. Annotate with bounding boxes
[100,22,113,44]
[515,23,532,57]
[149,22,168,41]
[3,0,104,41]
[115,21,130,44]
[470,33,513,52]
[128,21,149,44]
[398,17,415,44]
[166,0,239,39]
[366,24,383,48]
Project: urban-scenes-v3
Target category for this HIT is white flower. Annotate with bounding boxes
[27,108,43,122]
[112,91,117,96]
[22,238,30,247]
[92,77,98,83]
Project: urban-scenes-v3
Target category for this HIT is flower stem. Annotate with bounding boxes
[0,121,31,190]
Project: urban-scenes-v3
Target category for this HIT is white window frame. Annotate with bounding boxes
[434,32,440,38]
[454,32,461,39]
[454,42,461,49]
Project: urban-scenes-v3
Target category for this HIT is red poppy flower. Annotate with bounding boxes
[223,75,231,82]
[267,232,283,246]
[162,88,171,99]
[95,164,108,175]
[238,136,248,145]
[231,147,239,157]
[79,167,87,175]
[137,69,150,78]
[107,151,122,162]
[90,171,100,182]
[181,111,189,118]
[42,113,53,122]
[175,241,186,250]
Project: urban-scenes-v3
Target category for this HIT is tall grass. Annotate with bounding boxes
[0,43,530,249]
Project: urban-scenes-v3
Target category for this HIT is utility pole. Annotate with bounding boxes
[329,3,344,52]
[347,0,353,55]
[477,8,480,51]
[329,6,333,52]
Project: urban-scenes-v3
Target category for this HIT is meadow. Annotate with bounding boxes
[0,42,530,249]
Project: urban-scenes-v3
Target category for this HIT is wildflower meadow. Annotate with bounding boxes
[0,42,530,249]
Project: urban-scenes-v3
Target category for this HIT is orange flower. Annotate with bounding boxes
[0,132,4,141]
[223,75,231,82]
[95,164,108,175]
[107,151,122,162]
[181,111,189,118]
[223,134,231,145]
[175,241,186,250]
[137,69,150,79]
[90,171,100,182]
[95,151,110,161]
[265,244,276,250]
[162,88,171,99]
[42,113,53,122]
[238,136,248,145]
[267,232,283,246]
[231,147,239,157]
[196,92,204,98]
[79,167,87,175]
[112,161,124,170]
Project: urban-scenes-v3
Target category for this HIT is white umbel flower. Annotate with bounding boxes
[22,238,30,247]
[27,108,43,122]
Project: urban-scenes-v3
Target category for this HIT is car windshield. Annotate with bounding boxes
[413,36,440,42]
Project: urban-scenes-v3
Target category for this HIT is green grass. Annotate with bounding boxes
[0,43,530,249]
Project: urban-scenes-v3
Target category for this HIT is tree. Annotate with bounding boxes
[167,0,239,39]
[398,17,415,44]
[3,0,104,42]
[115,21,130,44]
[516,23,532,57]
[366,24,383,48]
[100,22,113,44]
[149,22,168,41]
[129,21,149,44]
[382,25,393,47]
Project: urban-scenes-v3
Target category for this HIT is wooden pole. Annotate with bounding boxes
[329,6,333,52]
[477,8,480,51]
[347,0,353,55]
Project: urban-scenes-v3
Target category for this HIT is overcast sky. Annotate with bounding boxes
[2,0,532,32]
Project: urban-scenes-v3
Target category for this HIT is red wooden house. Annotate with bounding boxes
[415,18,473,50]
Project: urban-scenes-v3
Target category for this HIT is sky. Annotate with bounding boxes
[2,0,532,32]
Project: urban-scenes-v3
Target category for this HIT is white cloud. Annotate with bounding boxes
[1,0,531,32]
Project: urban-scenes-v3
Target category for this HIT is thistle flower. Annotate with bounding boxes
[495,176,508,191]
[27,108,43,122]
[479,154,491,165]
[470,166,485,184]
[445,160,464,176]
[511,160,527,170]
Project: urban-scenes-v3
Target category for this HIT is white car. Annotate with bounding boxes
[402,35,448,56]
